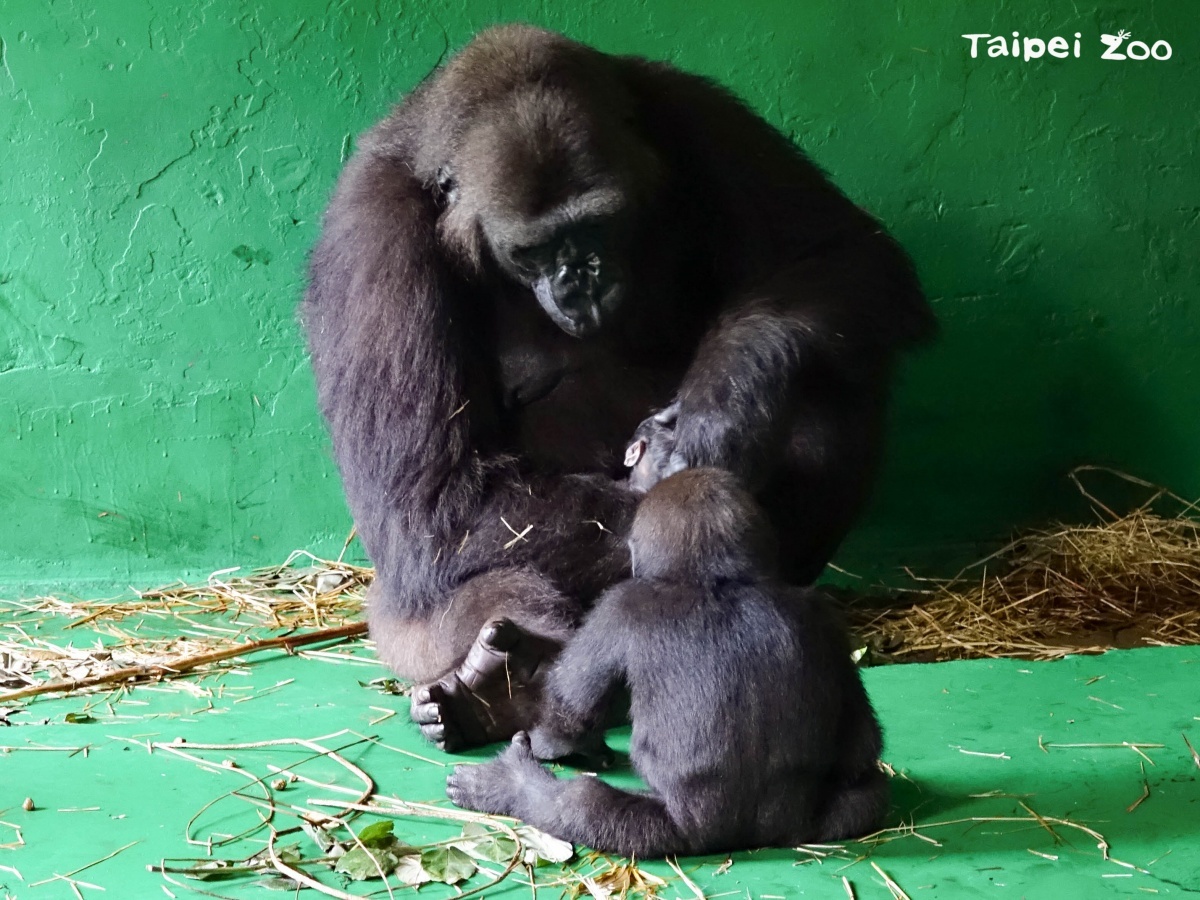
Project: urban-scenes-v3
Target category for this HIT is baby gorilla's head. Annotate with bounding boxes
[628,468,778,581]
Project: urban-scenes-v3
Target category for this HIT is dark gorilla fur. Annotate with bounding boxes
[303,25,933,749]
[446,469,889,856]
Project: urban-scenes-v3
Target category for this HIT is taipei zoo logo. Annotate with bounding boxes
[962,30,1173,62]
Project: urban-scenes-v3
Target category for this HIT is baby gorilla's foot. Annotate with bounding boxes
[410,619,561,751]
[446,731,545,815]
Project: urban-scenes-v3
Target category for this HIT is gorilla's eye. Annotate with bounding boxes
[510,245,549,275]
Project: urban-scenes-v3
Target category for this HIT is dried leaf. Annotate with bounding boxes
[257,874,301,890]
[392,853,433,887]
[275,843,302,865]
[191,861,247,883]
[301,821,342,855]
[453,822,518,863]
[315,571,350,594]
[577,859,667,898]
[360,677,410,696]
[518,825,574,865]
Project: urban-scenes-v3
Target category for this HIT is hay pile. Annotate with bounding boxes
[0,551,372,703]
[852,469,1200,661]
[5,471,1199,698]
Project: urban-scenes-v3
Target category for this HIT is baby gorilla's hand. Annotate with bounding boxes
[529,726,616,769]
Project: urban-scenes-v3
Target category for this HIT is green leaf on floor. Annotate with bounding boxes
[420,846,477,884]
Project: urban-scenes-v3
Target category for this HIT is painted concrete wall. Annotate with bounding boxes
[1,1,1197,591]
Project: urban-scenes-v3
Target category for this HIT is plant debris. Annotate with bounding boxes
[144,732,595,899]
[851,468,1200,661]
[5,470,1197,705]
[1,552,370,704]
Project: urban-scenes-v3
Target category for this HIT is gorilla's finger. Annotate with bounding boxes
[411,702,442,724]
[420,722,447,746]
[664,451,689,477]
[653,402,680,427]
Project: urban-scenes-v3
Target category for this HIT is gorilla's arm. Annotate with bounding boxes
[667,303,806,485]
[307,135,635,740]
[305,147,479,585]
[664,236,931,493]
[620,58,935,514]
[306,143,633,618]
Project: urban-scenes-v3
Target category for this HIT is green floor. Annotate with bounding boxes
[3,632,1198,898]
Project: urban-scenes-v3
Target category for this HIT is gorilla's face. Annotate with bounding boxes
[492,213,628,339]
[431,85,654,338]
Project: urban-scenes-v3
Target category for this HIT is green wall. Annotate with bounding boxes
[2,0,1197,592]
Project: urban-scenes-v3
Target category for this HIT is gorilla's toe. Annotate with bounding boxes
[413,620,562,751]
[457,620,520,691]
[410,680,467,751]
[509,730,534,758]
[480,617,521,652]
[445,765,476,809]
[410,684,443,725]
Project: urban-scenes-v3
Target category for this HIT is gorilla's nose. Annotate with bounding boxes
[530,232,607,336]
[553,264,582,292]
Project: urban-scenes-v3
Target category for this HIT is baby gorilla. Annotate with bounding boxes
[446,468,888,856]
[622,407,677,493]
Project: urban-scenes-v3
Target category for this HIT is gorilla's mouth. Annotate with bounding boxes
[533,277,620,338]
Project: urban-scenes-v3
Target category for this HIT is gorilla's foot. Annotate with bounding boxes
[446,731,545,814]
[410,618,560,752]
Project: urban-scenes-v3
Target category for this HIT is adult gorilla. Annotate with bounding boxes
[303,25,934,749]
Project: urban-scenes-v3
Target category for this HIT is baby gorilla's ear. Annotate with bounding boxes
[624,438,647,468]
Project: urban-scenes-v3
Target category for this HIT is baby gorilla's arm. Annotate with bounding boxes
[525,590,630,761]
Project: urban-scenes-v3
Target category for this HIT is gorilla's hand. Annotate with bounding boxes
[668,308,808,487]
[662,401,740,474]
[529,723,616,768]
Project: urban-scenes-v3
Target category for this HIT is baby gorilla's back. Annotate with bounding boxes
[623,581,887,852]
[446,468,888,856]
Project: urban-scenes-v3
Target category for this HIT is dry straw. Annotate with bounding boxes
[5,468,1200,702]
[0,550,371,703]
[851,467,1200,661]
